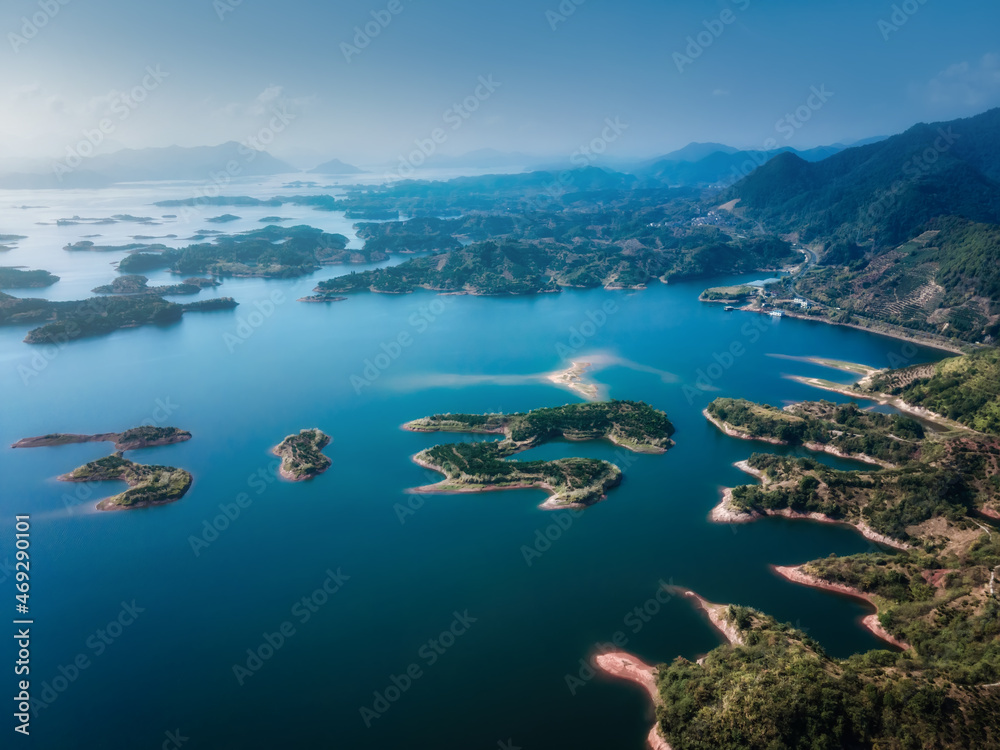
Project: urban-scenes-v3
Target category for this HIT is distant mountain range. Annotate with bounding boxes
[0,142,296,189]
[727,107,1000,247]
[309,158,365,175]
[631,138,889,187]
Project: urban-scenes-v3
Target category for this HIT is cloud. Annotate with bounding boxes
[923,53,1000,107]
[712,89,730,97]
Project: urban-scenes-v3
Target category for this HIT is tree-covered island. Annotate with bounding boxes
[404,401,674,507]
[60,453,193,511]
[272,429,332,481]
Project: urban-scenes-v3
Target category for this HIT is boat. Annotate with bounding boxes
[724,305,735,312]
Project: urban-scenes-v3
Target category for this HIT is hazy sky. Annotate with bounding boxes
[2,0,1000,167]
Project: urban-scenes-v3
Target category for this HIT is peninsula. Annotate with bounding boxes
[60,453,193,510]
[272,429,332,481]
[404,401,674,507]
[618,354,1000,747]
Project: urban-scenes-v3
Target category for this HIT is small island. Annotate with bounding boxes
[272,429,332,481]
[60,453,193,511]
[92,275,202,296]
[12,426,191,452]
[404,401,674,508]
[0,267,60,289]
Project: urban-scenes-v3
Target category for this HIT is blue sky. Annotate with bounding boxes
[2,0,999,166]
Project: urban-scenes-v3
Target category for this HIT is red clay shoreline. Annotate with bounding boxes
[772,565,910,650]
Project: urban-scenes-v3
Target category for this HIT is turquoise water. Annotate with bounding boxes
[0,187,949,749]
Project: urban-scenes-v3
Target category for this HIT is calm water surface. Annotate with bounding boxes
[0,183,949,749]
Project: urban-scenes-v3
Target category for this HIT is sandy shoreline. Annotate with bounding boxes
[709,485,911,550]
[594,652,672,750]
[772,308,966,355]
[703,409,786,445]
[408,453,589,510]
[787,376,973,435]
[548,361,601,401]
[681,590,744,646]
[772,565,910,650]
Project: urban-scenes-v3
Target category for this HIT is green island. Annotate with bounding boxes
[404,401,674,507]
[60,453,193,511]
[315,236,795,297]
[0,267,60,289]
[272,429,332,481]
[634,356,1000,748]
[0,291,238,344]
[12,426,191,451]
[92,274,203,296]
[117,225,357,279]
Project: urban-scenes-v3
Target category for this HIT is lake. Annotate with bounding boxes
[0,181,949,749]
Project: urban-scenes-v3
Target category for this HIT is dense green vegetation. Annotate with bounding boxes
[117,225,355,278]
[656,603,1000,749]
[728,108,1000,247]
[316,235,795,296]
[419,441,621,506]
[661,364,1000,746]
[795,217,1000,343]
[273,429,332,480]
[0,290,237,344]
[708,398,925,464]
[407,401,672,506]
[865,349,1000,435]
[0,267,60,289]
[92,274,201,296]
[408,400,675,452]
[62,453,193,510]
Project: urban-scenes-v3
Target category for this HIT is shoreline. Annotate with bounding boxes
[547,361,601,401]
[785,376,974,434]
[772,565,910,650]
[408,453,591,510]
[773,308,966,356]
[704,409,889,466]
[703,409,786,445]
[593,651,672,750]
[680,589,744,646]
[709,465,911,550]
